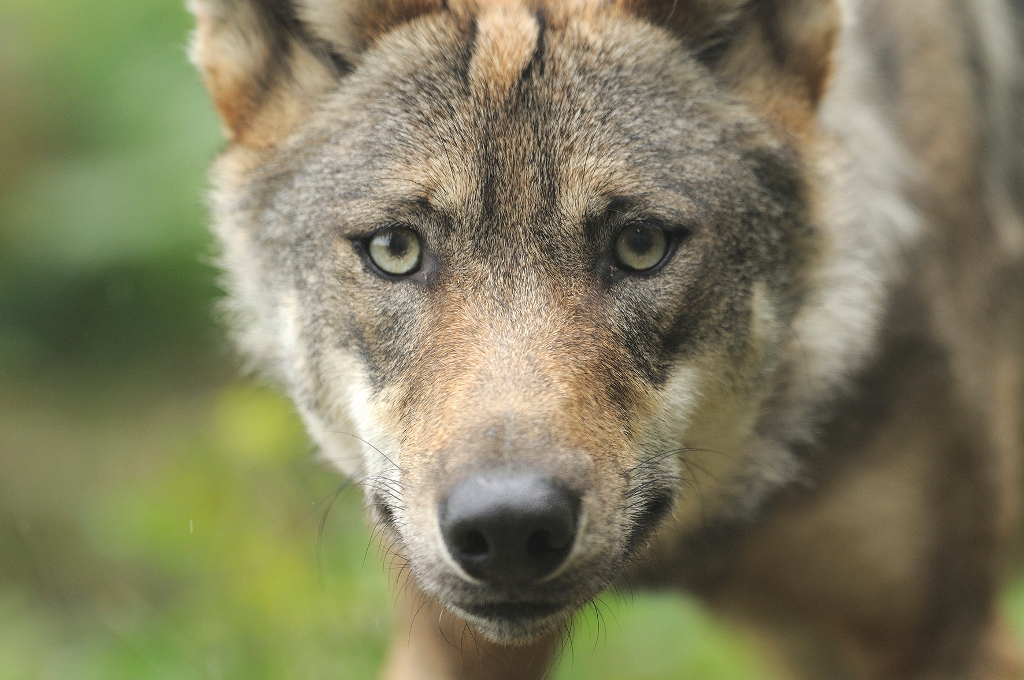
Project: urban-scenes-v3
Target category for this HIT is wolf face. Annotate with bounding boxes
[191,0,878,643]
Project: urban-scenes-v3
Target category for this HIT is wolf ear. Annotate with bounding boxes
[189,0,443,145]
[623,0,840,113]
[188,0,338,145]
[292,0,444,57]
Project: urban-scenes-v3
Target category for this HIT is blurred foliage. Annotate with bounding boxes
[0,0,1019,678]
[0,0,224,382]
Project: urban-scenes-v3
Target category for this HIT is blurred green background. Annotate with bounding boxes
[0,1,1020,678]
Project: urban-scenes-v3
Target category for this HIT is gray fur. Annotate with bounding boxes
[192,0,1024,675]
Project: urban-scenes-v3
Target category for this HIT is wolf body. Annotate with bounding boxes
[189,0,1024,677]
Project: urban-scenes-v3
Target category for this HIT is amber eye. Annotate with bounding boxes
[368,227,422,276]
[614,223,669,272]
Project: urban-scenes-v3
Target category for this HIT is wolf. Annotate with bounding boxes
[188,0,1024,677]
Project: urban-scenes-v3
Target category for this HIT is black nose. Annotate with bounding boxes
[440,473,579,585]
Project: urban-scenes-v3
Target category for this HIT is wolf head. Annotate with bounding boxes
[191,0,857,643]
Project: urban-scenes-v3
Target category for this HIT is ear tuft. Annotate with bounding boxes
[616,0,749,53]
[619,0,840,114]
[295,0,446,58]
[189,0,342,145]
[762,0,841,105]
[190,0,452,144]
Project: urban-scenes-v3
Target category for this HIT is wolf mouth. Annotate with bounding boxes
[453,599,572,640]
[458,600,566,621]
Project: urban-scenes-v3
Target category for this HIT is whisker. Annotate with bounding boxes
[407,591,430,641]
[678,457,707,521]
[316,479,354,583]
[627,445,734,477]
[326,430,407,473]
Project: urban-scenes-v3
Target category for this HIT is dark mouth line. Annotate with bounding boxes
[457,600,567,621]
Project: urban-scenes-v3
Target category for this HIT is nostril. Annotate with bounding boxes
[458,530,489,557]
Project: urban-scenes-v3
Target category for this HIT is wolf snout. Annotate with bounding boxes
[439,472,579,585]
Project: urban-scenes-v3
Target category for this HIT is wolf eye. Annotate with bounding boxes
[368,227,422,276]
[614,223,669,272]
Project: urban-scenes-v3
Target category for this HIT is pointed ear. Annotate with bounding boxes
[622,0,840,115]
[189,0,449,146]
[188,0,341,145]
[292,0,445,57]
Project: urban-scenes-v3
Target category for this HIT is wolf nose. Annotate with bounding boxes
[440,473,579,584]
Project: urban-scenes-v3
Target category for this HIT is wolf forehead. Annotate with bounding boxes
[258,2,809,246]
